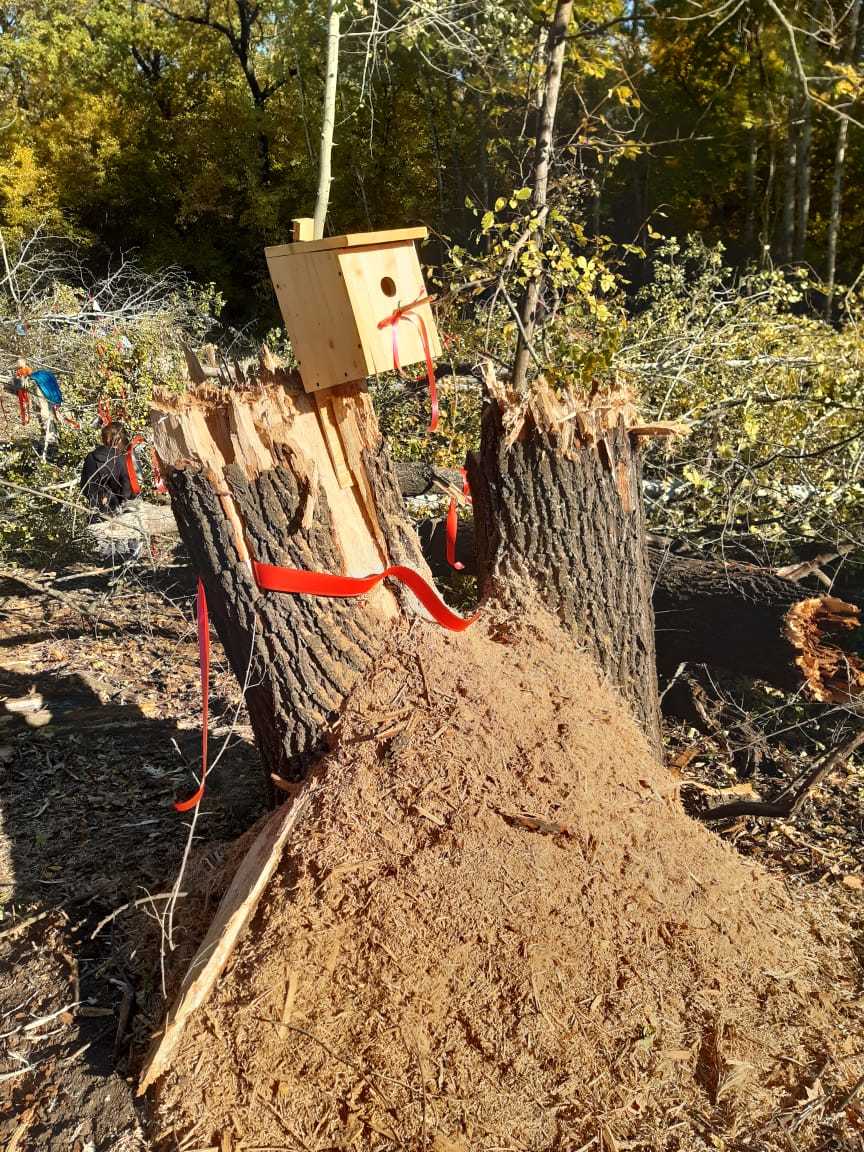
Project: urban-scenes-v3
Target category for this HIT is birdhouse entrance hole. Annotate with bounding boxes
[265,223,441,395]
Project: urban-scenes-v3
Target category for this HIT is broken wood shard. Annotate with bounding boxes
[786,595,864,702]
[139,786,316,1093]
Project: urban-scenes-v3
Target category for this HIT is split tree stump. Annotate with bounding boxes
[469,378,662,750]
[151,363,430,785]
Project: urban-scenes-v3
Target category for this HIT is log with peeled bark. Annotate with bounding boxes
[414,511,864,704]
[467,376,662,750]
[150,363,431,787]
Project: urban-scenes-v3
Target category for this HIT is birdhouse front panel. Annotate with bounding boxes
[339,242,442,378]
[265,227,441,394]
[266,248,369,391]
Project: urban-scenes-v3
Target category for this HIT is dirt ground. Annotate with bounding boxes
[0,567,862,1151]
[0,564,268,1150]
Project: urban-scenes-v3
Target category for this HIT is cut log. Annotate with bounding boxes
[468,377,661,749]
[151,366,432,786]
[650,549,864,703]
[414,518,864,704]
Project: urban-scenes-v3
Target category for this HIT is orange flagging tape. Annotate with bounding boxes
[174,579,210,812]
[446,466,472,571]
[253,560,478,632]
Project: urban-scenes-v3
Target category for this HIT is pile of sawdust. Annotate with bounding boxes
[152,611,863,1150]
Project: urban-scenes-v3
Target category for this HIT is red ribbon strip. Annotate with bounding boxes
[446,467,472,571]
[175,553,477,811]
[377,296,439,433]
[151,448,167,494]
[175,579,210,812]
[253,560,477,632]
[125,435,144,496]
[16,388,30,426]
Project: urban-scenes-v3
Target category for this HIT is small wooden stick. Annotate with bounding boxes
[279,970,299,1039]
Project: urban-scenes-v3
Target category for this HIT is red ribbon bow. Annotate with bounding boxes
[377,296,439,433]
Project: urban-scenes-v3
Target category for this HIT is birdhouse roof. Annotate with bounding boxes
[265,226,428,259]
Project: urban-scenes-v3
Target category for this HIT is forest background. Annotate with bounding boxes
[2,0,864,576]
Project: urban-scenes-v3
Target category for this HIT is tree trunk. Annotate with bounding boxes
[825,0,861,317]
[313,0,340,239]
[780,114,797,264]
[744,126,758,252]
[794,93,811,262]
[511,0,574,391]
[468,379,662,750]
[414,513,864,704]
[151,366,430,787]
[650,550,864,702]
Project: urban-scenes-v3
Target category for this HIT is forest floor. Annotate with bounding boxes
[0,562,861,1150]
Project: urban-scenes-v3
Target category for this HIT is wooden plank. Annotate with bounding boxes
[138,785,316,1093]
[340,243,442,376]
[266,248,366,393]
[292,217,314,241]
[265,226,427,258]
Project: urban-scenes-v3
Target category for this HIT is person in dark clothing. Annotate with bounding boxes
[80,422,137,514]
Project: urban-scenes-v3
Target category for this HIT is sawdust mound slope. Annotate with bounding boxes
[156,614,861,1151]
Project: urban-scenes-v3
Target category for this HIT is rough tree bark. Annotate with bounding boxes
[650,549,864,702]
[467,379,662,750]
[151,364,430,787]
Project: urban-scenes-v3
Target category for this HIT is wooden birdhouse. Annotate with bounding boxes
[265,219,442,394]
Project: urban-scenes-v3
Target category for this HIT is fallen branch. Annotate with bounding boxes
[703,728,864,821]
[90,892,187,939]
[0,567,104,624]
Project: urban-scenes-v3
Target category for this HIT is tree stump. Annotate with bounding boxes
[468,377,661,750]
[151,364,430,786]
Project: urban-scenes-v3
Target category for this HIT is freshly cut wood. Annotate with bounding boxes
[265,227,440,393]
[151,363,431,785]
[468,376,661,748]
[138,783,316,1093]
[265,226,428,257]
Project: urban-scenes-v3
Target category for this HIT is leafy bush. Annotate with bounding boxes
[0,232,222,563]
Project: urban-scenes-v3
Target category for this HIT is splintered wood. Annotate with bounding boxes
[151,371,395,605]
[785,595,864,702]
[139,786,316,1093]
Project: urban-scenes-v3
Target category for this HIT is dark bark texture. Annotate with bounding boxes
[648,549,863,699]
[414,513,863,701]
[168,443,425,784]
[468,403,661,749]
